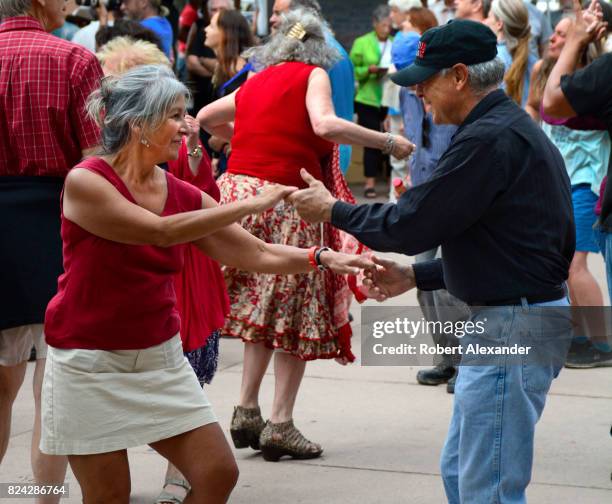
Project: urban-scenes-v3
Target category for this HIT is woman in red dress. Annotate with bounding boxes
[198,8,413,462]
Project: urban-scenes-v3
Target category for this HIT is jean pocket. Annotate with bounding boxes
[519,328,566,394]
[520,360,556,394]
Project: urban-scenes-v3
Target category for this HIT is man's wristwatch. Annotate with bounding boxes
[314,246,331,271]
[187,145,203,158]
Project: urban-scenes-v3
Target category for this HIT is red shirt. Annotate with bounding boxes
[178,4,198,53]
[45,157,203,350]
[227,62,334,188]
[0,17,103,177]
[168,141,230,352]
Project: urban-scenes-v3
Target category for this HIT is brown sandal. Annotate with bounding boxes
[259,420,323,462]
[230,405,266,450]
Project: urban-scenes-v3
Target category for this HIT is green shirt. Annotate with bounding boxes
[350,31,393,108]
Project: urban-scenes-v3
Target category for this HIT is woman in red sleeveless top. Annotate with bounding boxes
[197,9,413,462]
[99,42,232,503]
[40,65,372,503]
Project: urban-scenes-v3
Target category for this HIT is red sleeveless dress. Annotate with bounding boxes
[168,141,230,353]
[218,62,361,361]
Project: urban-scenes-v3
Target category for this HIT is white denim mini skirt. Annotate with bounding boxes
[40,334,216,455]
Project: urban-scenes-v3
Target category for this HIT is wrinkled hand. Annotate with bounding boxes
[250,184,298,214]
[287,169,337,224]
[184,115,200,150]
[362,256,416,302]
[391,136,415,160]
[569,0,607,47]
[318,249,375,275]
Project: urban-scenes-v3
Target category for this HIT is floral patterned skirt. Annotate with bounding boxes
[218,173,341,360]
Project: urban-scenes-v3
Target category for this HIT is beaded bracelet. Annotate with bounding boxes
[382,133,395,155]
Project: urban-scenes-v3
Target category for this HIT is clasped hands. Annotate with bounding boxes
[250,170,416,300]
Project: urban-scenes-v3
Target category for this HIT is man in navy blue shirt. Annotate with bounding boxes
[290,20,574,504]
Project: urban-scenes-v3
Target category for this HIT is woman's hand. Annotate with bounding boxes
[391,136,415,160]
[248,184,298,214]
[569,0,607,48]
[185,115,200,151]
[318,250,375,275]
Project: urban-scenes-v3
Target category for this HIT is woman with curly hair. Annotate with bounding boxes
[198,8,412,462]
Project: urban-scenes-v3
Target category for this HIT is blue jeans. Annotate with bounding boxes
[440,298,572,504]
[593,225,612,303]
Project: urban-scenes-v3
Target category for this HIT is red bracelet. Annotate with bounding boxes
[307,246,319,270]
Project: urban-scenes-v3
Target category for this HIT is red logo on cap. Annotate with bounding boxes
[417,41,426,59]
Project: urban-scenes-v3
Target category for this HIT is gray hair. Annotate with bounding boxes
[86,65,189,155]
[388,0,422,13]
[0,0,31,18]
[288,0,322,14]
[243,8,339,70]
[373,4,391,22]
[441,58,505,94]
[207,0,234,11]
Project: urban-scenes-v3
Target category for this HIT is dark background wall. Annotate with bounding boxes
[320,0,383,50]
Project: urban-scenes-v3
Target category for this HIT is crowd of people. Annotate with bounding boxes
[0,0,611,502]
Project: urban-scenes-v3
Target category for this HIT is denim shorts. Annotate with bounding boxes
[572,184,599,253]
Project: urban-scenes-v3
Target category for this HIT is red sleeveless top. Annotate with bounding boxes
[227,61,334,188]
[44,157,203,350]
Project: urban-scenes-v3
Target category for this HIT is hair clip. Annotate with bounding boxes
[286,22,308,41]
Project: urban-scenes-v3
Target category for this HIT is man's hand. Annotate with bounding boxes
[363,256,416,302]
[568,0,607,48]
[287,169,338,224]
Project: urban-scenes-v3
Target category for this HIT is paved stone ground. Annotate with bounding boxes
[2,184,612,503]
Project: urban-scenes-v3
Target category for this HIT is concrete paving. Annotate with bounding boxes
[2,188,612,503]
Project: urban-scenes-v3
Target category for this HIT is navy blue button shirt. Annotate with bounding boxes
[332,90,575,303]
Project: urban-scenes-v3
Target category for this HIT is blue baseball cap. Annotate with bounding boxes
[391,31,421,71]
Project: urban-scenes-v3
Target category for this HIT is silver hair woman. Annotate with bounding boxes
[244,8,339,70]
[40,64,371,502]
[87,65,187,154]
[197,8,412,463]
